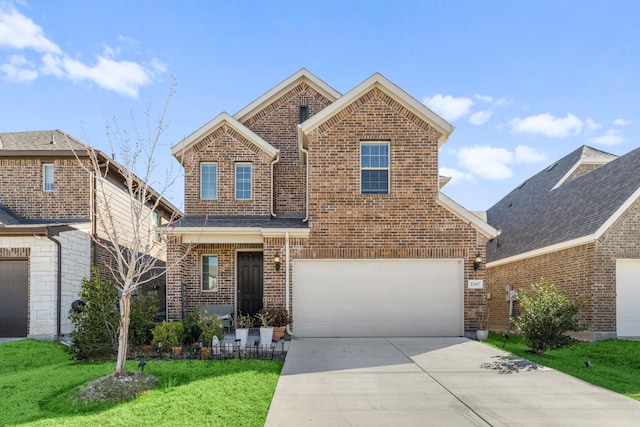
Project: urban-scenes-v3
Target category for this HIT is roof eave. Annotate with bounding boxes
[437,192,498,238]
[487,235,596,268]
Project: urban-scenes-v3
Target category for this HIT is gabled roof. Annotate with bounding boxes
[0,203,90,235]
[437,193,498,238]
[298,73,454,147]
[171,112,279,162]
[0,129,87,153]
[487,145,640,265]
[233,68,341,124]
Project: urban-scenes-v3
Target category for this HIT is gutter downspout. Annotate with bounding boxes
[46,229,62,340]
[270,151,281,217]
[285,232,293,336]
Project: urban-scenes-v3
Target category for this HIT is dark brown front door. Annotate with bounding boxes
[0,260,28,337]
[237,252,263,316]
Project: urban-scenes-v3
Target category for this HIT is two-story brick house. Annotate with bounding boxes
[0,130,180,339]
[166,69,498,337]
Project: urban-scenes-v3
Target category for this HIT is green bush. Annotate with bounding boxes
[183,311,203,345]
[69,268,119,359]
[152,321,184,351]
[129,291,159,345]
[199,312,225,346]
[513,278,587,354]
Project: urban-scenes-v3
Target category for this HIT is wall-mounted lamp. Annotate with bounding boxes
[473,252,482,271]
[274,252,281,271]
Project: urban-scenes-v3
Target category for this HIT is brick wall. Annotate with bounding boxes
[0,157,90,219]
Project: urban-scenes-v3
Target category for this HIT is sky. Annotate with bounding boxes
[1,0,638,211]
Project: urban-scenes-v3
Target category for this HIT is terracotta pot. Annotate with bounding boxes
[272,326,286,341]
[201,347,212,358]
[141,345,153,354]
[171,346,182,356]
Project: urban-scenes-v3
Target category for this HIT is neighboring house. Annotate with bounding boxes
[486,145,640,340]
[0,130,180,339]
[166,69,497,337]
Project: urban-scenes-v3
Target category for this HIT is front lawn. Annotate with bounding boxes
[484,333,640,400]
[0,339,282,427]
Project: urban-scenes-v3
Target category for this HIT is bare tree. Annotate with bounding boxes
[70,82,185,375]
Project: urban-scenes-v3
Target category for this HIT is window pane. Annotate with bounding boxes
[361,170,389,194]
[201,164,217,199]
[235,163,252,200]
[44,164,54,191]
[202,256,218,291]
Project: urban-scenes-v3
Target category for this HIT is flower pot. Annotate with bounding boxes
[476,330,489,341]
[260,326,274,348]
[171,346,182,356]
[141,345,153,354]
[235,328,249,349]
[201,347,212,359]
[272,326,286,341]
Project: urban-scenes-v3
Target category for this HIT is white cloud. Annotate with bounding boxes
[439,167,474,184]
[614,118,631,126]
[457,146,514,180]
[508,113,584,138]
[0,5,162,98]
[0,53,37,82]
[585,118,601,131]
[468,110,493,125]
[423,94,474,121]
[0,4,61,53]
[589,129,624,146]
[514,145,547,163]
[494,97,509,106]
[475,94,493,103]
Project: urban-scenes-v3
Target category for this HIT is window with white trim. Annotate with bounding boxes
[202,255,218,291]
[235,162,252,200]
[43,163,54,191]
[360,142,389,194]
[200,163,217,200]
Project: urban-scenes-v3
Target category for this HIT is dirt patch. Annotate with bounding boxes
[481,355,544,374]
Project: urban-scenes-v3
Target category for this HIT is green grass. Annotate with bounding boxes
[485,333,640,400]
[0,339,282,427]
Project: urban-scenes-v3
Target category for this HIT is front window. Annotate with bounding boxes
[201,163,217,200]
[202,255,218,291]
[43,164,54,191]
[235,163,252,200]
[360,142,389,194]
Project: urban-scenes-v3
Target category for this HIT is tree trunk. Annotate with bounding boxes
[115,292,132,376]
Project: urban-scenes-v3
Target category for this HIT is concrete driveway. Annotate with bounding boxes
[265,337,640,426]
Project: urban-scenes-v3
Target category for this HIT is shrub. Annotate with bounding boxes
[266,307,292,327]
[199,312,225,346]
[69,268,119,359]
[128,291,159,345]
[152,321,184,351]
[234,312,254,329]
[513,278,587,354]
[183,311,203,345]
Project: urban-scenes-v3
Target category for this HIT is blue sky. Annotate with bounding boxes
[1,0,638,211]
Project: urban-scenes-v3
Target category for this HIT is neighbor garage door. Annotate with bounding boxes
[293,259,463,337]
[0,260,28,337]
[617,259,640,337]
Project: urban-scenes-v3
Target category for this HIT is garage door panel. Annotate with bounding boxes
[294,259,463,337]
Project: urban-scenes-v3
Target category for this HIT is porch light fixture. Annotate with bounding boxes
[473,252,482,271]
[274,252,281,271]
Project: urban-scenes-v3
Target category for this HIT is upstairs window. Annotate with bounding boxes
[360,142,389,194]
[152,210,161,242]
[202,255,218,291]
[43,164,54,191]
[200,163,217,200]
[298,105,309,123]
[235,163,252,200]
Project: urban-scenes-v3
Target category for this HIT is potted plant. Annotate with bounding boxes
[234,312,253,349]
[152,320,185,355]
[256,308,274,348]
[199,311,225,357]
[268,307,292,341]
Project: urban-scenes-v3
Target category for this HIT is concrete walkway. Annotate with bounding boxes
[265,337,640,426]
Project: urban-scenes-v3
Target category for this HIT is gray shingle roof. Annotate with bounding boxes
[487,145,640,262]
[0,130,87,151]
[0,204,90,227]
[168,215,309,229]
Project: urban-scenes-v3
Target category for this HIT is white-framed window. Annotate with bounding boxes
[360,141,389,194]
[202,255,218,291]
[200,163,217,200]
[235,162,252,200]
[152,210,161,242]
[43,163,54,192]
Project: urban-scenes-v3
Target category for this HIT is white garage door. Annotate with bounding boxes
[293,259,464,337]
[617,259,640,337]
